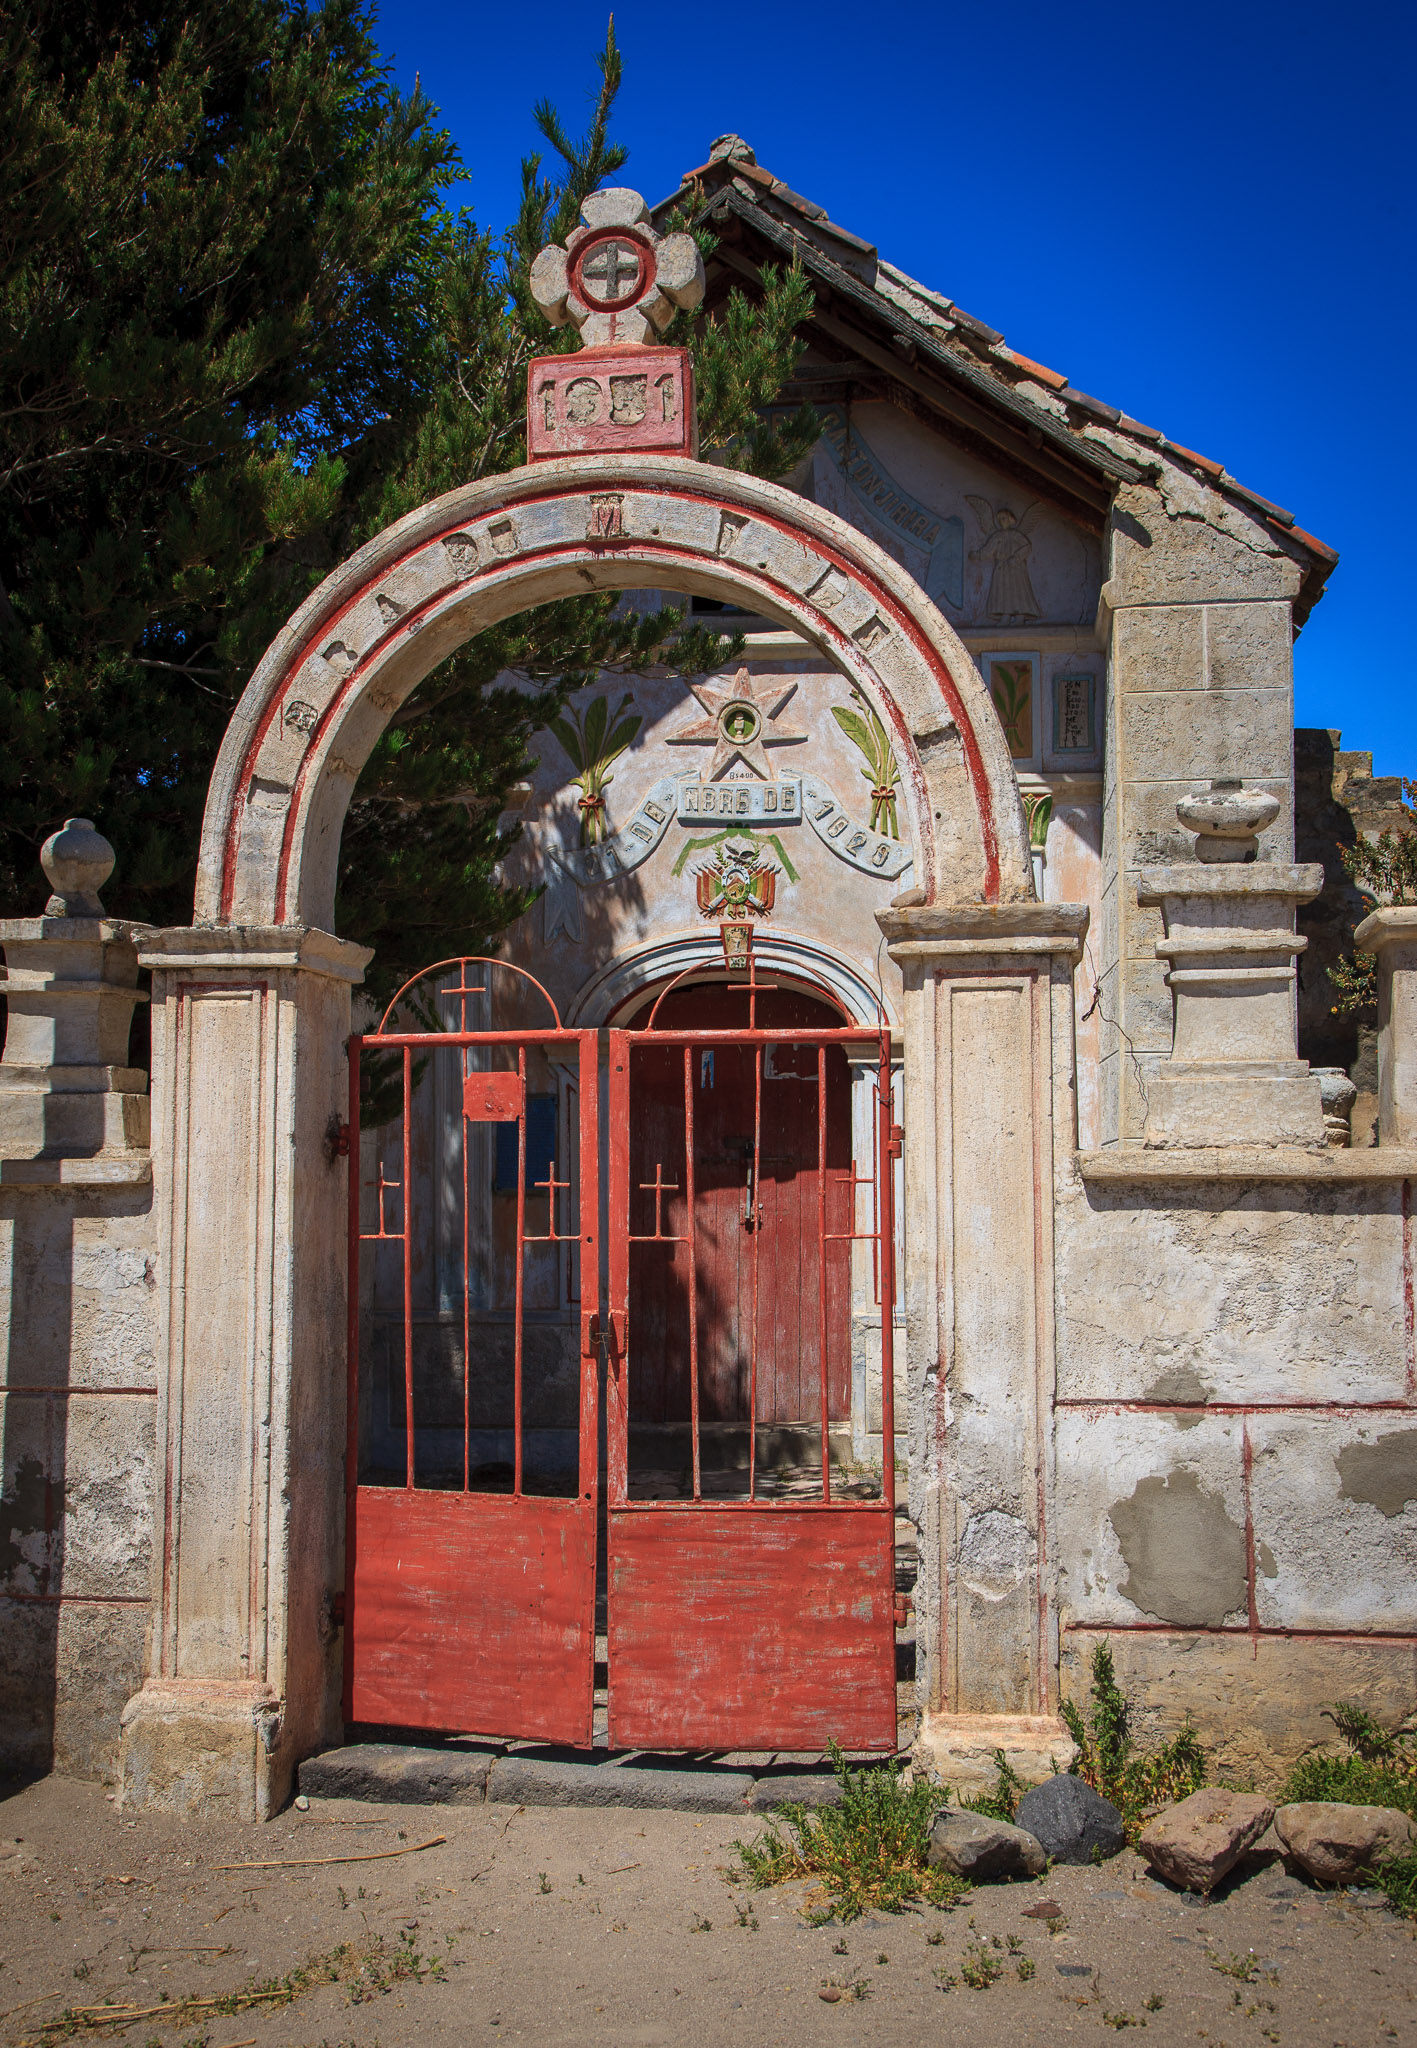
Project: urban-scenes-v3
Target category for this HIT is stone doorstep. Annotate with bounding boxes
[297,1742,850,1814]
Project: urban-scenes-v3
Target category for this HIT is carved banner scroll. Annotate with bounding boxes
[549,775,678,885]
[802,774,914,879]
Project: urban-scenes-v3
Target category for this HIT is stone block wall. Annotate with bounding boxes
[0,1185,157,1777]
[1053,1163,1417,1786]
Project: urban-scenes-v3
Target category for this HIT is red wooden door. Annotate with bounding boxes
[605,988,900,1754]
[623,986,852,1441]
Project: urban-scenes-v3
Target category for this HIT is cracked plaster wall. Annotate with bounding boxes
[0,1189,157,1779]
[1053,1166,1417,1781]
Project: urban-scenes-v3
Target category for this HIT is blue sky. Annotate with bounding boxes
[377,0,1415,772]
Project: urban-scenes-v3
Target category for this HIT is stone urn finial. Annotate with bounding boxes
[1175,780,1280,864]
[40,817,115,917]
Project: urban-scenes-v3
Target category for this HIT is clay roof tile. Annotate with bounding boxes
[1165,440,1225,479]
[1001,349,1068,392]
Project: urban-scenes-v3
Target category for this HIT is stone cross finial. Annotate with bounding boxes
[530,188,705,349]
[41,816,115,916]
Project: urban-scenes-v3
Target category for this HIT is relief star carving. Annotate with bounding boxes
[665,668,808,781]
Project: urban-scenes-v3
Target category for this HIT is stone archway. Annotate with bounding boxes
[197,454,1032,933]
[120,439,1078,1823]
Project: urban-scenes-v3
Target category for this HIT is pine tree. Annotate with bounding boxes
[0,8,818,997]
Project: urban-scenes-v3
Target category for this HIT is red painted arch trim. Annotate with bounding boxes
[220,481,1001,924]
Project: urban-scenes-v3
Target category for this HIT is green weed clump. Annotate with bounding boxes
[732,1743,969,1923]
[959,1749,1027,1823]
[1279,1702,1417,1918]
[1279,1703,1417,1818]
[1061,1642,1207,1842]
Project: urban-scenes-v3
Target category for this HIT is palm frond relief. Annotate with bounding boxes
[545,688,642,845]
[831,686,901,839]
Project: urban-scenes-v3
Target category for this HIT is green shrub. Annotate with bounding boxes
[732,1744,969,1922]
[959,1749,1027,1823]
[1061,1642,1207,1842]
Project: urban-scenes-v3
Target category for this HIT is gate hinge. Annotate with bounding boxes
[325,1114,352,1165]
[335,1119,351,1158]
[888,1123,903,1159]
[893,1590,914,1630]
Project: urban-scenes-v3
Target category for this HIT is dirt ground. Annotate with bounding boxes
[1,1773,1413,2048]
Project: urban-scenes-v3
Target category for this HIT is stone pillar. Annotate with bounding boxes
[1354,908,1417,1146]
[878,900,1087,1792]
[1101,478,1304,1144]
[118,924,371,1820]
[1137,786,1325,1148]
[0,822,156,1778]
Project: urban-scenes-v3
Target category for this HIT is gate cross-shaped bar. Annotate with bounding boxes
[633,1160,682,1243]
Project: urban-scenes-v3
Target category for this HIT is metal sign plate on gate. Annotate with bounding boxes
[463,1070,524,1122]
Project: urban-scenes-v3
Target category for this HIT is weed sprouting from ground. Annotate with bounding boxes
[24,1935,443,2041]
[1061,1642,1206,1841]
[732,1743,969,1922]
[1373,1849,1417,1919]
[959,1749,1028,1823]
[1279,1702,1417,1917]
[1280,1703,1417,1817]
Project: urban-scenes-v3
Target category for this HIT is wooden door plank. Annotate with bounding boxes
[350,1486,595,1743]
[606,1504,897,1751]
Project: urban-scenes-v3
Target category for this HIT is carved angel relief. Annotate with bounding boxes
[966,497,1042,622]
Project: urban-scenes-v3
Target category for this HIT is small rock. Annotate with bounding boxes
[1021,1898,1063,1919]
[1138,1789,1274,1894]
[294,1794,310,1811]
[927,1807,1046,1882]
[1275,1802,1417,1886]
[1015,1775,1125,1865]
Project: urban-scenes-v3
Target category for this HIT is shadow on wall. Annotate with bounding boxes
[1,1196,74,1776]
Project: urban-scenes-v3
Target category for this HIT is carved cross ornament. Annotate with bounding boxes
[527,189,705,462]
[530,188,704,347]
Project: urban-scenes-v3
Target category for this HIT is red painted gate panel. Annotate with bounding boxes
[605,978,900,1755]
[350,1488,596,1740]
[345,965,599,1744]
[607,1505,896,1751]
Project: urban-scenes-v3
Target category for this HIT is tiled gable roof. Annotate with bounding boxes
[655,138,1336,624]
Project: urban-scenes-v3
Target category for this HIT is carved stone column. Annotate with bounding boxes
[0,823,156,1778]
[1137,787,1325,1148]
[879,900,1087,1792]
[1354,907,1417,1146]
[118,925,371,1820]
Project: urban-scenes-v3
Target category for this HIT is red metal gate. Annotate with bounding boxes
[605,967,900,1753]
[344,961,599,1745]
